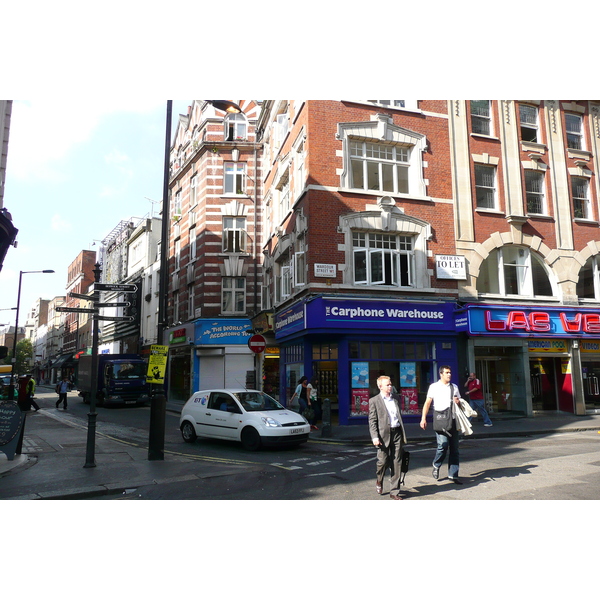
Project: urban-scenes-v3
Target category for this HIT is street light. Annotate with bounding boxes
[8,269,55,403]
[207,100,242,114]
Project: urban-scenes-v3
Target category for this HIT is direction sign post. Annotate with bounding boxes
[92,283,138,293]
[55,306,98,314]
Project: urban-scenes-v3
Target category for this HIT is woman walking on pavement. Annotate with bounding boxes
[307,376,321,430]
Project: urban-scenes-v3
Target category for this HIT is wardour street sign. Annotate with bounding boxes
[92,283,137,293]
[94,315,134,322]
[55,306,98,314]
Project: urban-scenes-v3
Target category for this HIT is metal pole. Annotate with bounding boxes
[148,99,172,461]
[84,263,102,468]
[7,270,23,402]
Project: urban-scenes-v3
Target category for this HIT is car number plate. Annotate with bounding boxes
[125,401,136,404]
[290,428,303,434]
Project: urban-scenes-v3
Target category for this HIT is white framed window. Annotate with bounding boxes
[572,176,591,219]
[520,104,539,143]
[353,232,413,287]
[350,141,410,194]
[471,100,492,136]
[174,239,181,270]
[474,164,497,209]
[224,162,246,195]
[477,247,554,297]
[275,255,292,303]
[367,100,407,108]
[222,277,246,313]
[224,113,247,141]
[577,255,600,299]
[293,136,306,199]
[566,114,584,150]
[189,226,197,260]
[222,217,247,253]
[188,283,195,318]
[190,175,198,207]
[173,190,182,219]
[294,237,306,287]
[525,170,546,215]
[275,113,289,148]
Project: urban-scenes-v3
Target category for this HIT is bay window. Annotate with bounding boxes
[350,141,410,194]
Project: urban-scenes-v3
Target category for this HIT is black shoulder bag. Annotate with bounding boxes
[400,448,410,485]
[433,383,454,436]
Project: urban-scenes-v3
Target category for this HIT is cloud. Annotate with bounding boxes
[50,213,73,233]
[7,99,163,182]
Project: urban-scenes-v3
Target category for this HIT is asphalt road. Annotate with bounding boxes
[53,394,600,501]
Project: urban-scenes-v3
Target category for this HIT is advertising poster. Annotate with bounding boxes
[351,389,370,416]
[400,389,419,414]
[146,344,169,384]
[400,362,416,387]
[351,362,369,389]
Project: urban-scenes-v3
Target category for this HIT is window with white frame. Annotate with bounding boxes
[173,190,182,218]
[474,164,497,209]
[572,176,591,219]
[224,113,247,141]
[190,175,198,206]
[367,100,407,108]
[293,136,306,199]
[275,255,292,303]
[477,246,554,297]
[577,255,600,299]
[188,283,195,318]
[353,232,413,287]
[174,239,181,270]
[525,170,546,215]
[519,104,539,143]
[566,114,584,150]
[189,226,197,260]
[471,100,492,136]
[224,162,246,195]
[222,277,246,313]
[350,141,410,194]
[222,217,247,253]
[294,237,306,287]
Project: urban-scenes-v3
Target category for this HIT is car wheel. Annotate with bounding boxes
[181,421,197,443]
[241,427,262,451]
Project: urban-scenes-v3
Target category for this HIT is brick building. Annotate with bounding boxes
[160,100,600,424]
[164,101,262,401]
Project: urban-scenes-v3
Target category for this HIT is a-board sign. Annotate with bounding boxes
[0,401,24,459]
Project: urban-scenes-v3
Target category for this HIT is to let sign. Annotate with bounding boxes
[435,255,466,280]
[248,334,266,353]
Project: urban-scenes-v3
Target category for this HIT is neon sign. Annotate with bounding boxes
[466,305,600,337]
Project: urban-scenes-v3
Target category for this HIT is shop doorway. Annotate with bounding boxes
[529,358,558,411]
[475,359,511,413]
[582,361,600,412]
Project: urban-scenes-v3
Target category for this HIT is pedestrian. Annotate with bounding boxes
[420,365,463,484]
[368,375,407,500]
[464,372,493,427]
[307,376,321,430]
[55,375,70,409]
[290,376,309,417]
[25,374,40,411]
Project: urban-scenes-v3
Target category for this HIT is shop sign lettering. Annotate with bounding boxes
[485,310,600,334]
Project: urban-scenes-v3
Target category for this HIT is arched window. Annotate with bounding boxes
[224,113,247,141]
[477,246,554,298]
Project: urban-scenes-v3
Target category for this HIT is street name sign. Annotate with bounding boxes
[95,302,131,308]
[69,292,93,300]
[92,283,138,293]
[94,315,135,322]
[56,306,98,314]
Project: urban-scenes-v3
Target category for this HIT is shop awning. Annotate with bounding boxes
[50,353,75,370]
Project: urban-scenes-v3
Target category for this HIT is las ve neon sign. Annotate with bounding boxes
[485,310,600,334]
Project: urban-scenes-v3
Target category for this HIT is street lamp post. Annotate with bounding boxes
[8,269,55,401]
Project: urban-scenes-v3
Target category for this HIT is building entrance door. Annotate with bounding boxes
[529,358,557,411]
[582,360,600,412]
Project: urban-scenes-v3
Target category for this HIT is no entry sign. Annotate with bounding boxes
[248,334,266,353]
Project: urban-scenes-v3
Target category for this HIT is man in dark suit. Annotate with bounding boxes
[368,375,407,500]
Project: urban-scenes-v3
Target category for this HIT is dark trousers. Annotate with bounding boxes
[57,392,68,408]
[375,427,404,495]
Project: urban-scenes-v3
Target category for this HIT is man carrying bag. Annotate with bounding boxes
[420,365,463,485]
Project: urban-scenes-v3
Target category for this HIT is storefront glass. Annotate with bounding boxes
[348,340,434,416]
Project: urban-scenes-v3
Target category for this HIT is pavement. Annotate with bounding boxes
[2,385,600,500]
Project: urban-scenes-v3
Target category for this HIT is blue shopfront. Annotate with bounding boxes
[275,296,459,425]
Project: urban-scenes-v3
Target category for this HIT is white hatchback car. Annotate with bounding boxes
[179,389,311,451]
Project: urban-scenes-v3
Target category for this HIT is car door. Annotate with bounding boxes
[203,392,243,440]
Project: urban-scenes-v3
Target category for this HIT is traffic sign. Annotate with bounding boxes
[69,292,93,300]
[56,306,98,314]
[94,315,134,322]
[94,302,131,308]
[248,334,266,353]
[92,283,138,293]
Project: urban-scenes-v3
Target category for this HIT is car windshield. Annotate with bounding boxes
[109,362,146,380]
[233,391,285,412]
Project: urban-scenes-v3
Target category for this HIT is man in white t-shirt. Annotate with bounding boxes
[420,365,463,484]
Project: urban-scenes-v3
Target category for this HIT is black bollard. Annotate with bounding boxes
[148,392,166,460]
[320,397,332,437]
